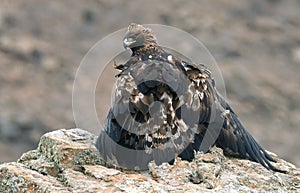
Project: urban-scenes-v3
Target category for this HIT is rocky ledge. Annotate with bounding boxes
[0,128,299,193]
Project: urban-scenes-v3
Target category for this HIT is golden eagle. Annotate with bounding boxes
[96,23,284,172]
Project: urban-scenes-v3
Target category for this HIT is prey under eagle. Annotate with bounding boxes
[96,23,284,173]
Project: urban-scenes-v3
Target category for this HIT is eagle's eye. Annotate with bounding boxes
[127,37,135,42]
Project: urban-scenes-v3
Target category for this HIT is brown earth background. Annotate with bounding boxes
[0,0,299,167]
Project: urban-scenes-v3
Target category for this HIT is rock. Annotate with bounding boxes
[0,128,299,192]
[1,0,300,168]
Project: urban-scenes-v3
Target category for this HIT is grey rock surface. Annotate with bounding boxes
[0,128,299,193]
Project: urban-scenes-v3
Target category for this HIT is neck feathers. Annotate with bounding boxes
[132,44,162,57]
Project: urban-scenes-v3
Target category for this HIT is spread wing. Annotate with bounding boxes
[214,95,284,172]
[178,62,284,172]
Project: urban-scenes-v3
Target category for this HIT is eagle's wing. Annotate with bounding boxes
[214,95,284,172]
[178,62,284,172]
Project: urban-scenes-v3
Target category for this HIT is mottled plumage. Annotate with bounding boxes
[96,23,285,172]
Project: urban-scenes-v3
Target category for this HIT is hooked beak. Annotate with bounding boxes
[123,38,136,49]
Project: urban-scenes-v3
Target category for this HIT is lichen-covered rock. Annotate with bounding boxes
[0,128,299,192]
[0,162,68,193]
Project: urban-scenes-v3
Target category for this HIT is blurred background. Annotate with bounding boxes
[0,0,299,167]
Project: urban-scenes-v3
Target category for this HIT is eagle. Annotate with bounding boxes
[96,23,284,173]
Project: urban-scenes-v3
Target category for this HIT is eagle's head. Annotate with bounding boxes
[123,23,157,50]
